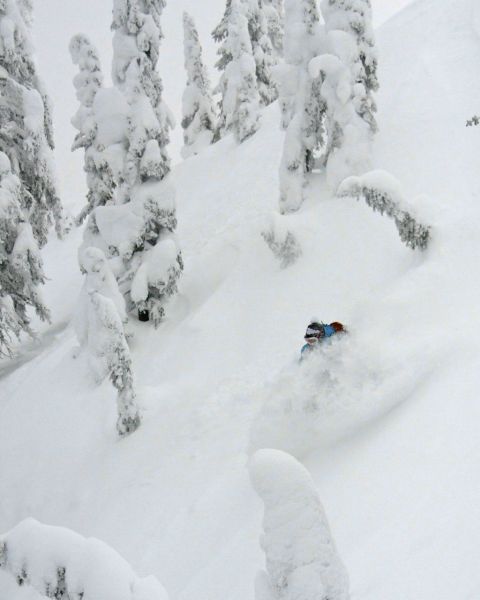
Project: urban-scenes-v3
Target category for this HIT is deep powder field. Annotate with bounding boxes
[1,0,479,599]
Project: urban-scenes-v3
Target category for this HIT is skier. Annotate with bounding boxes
[300,321,345,361]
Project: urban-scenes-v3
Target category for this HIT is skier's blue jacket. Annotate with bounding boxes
[300,324,336,359]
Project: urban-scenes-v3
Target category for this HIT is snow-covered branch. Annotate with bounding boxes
[249,449,350,600]
[337,170,431,250]
[0,518,168,600]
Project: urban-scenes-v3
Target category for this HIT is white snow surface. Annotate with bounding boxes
[1,0,480,599]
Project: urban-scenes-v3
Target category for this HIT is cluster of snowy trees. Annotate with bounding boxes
[68,0,186,435]
[265,0,380,267]
[180,0,283,152]
[0,0,64,356]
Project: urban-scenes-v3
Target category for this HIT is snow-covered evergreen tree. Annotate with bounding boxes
[248,0,278,105]
[0,0,63,245]
[321,0,378,132]
[309,0,378,189]
[0,152,49,357]
[249,449,350,600]
[214,0,277,114]
[309,48,371,189]
[75,247,140,436]
[84,0,183,325]
[69,34,111,225]
[277,0,325,213]
[216,0,261,143]
[181,12,216,158]
[0,518,169,599]
[212,0,233,71]
[263,0,283,59]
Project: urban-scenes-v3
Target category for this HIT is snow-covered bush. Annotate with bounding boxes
[262,212,301,268]
[69,34,112,226]
[0,518,169,600]
[75,247,140,436]
[0,151,49,357]
[249,449,350,600]
[181,12,216,158]
[0,0,63,244]
[216,0,261,143]
[337,170,431,250]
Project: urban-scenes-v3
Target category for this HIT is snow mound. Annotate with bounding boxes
[0,518,168,600]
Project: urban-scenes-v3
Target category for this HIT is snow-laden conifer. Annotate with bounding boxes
[0,152,49,356]
[0,0,63,244]
[277,0,325,213]
[263,0,283,59]
[181,12,216,158]
[250,449,350,600]
[214,0,277,113]
[337,170,431,250]
[0,518,169,600]
[213,0,234,71]
[75,247,140,436]
[69,34,111,225]
[217,0,261,143]
[309,48,371,189]
[320,0,378,133]
[98,0,183,325]
[247,0,278,105]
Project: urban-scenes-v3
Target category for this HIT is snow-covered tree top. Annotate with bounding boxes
[283,0,321,65]
[183,11,211,93]
[111,0,166,90]
[0,0,40,83]
[69,34,103,109]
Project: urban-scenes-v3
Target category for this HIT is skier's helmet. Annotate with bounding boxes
[304,322,325,340]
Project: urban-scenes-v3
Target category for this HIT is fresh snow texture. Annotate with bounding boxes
[2,1,480,600]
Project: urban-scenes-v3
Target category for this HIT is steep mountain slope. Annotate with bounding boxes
[1,0,480,599]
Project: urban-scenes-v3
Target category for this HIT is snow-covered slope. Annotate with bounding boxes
[1,0,480,598]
